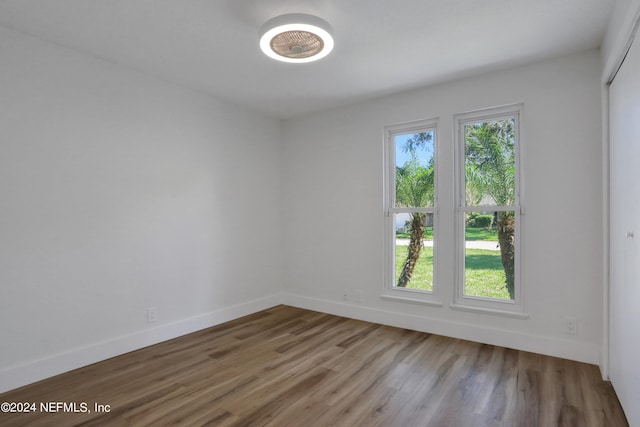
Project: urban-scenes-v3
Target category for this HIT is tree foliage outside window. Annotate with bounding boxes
[385,107,522,313]
[464,117,518,300]
[395,132,434,288]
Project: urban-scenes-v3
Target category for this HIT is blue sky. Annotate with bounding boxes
[395,131,434,168]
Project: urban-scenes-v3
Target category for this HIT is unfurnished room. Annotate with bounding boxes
[0,1,639,426]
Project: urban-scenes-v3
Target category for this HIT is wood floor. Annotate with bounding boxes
[0,305,628,427]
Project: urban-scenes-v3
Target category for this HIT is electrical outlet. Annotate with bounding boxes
[564,316,577,334]
[342,289,348,301]
[147,307,158,323]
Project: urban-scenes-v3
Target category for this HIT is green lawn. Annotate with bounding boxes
[396,227,497,241]
[464,227,498,241]
[395,245,434,291]
[463,249,509,299]
[395,227,433,240]
[395,243,509,299]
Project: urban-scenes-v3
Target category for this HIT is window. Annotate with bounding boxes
[453,104,525,316]
[383,118,441,305]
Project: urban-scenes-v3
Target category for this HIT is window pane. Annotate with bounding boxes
[463,211,514,301]
[394,212,433,291]
[395,131,434,208]
[464,119,515,206]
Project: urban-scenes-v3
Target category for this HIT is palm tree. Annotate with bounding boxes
[464,120,516,299]
[395,133,434,287]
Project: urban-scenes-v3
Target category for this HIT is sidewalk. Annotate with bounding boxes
[395,238,499,250]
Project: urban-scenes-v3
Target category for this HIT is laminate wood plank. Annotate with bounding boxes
[0,305,628,427]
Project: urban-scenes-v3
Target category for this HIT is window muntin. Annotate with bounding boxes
[455,105,523,312]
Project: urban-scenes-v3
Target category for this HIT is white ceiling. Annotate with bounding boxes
[0,0,614,119]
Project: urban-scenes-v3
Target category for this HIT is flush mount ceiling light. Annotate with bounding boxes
[259,13,334,63]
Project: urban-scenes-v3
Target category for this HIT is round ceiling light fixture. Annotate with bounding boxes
[259,13,334,63]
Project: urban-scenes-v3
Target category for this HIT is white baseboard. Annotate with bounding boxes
[1,292,601,394]
[281,292,601,366]
[0,294,282,394]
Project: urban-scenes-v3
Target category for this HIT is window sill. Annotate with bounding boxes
[380,294,443,307]
[450,303,529,319]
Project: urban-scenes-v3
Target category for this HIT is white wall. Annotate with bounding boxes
[282,50,604,364]
[0,26,283,392]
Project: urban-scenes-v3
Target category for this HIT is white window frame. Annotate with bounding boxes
[382,117,442,306]
[452,104,527,318]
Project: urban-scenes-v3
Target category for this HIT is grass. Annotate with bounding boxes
[396,227,497,241]
[395,242,510,300]
[395,245,434,291]
[464,227,498,241]
[395,227,433,239]
[463,249,509,299]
